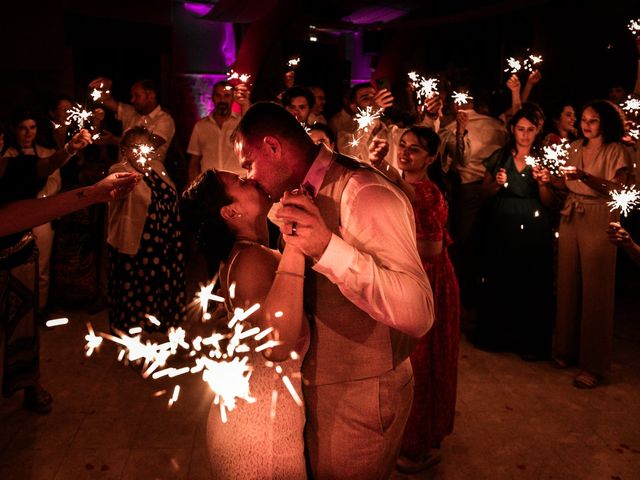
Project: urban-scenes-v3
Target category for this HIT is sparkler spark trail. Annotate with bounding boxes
[85,296,302,421]
[452,91,473,106]
[608,185,640,217]
[347,134,362,149]
[45,318,69,327]
[628,18,640,36]
[84,323,103,357]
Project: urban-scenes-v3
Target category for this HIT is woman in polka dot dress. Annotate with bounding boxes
[106,127,185,333]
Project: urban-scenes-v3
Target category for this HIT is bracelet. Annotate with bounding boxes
[275,270,305,279]
[63,142,76,157]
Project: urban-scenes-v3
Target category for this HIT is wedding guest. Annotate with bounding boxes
[107,127,185,333]
[553,100,632,388]
[394,127,460,473]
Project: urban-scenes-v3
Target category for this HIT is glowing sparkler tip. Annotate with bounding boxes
[608,185,640,217]
[452,91,473,106]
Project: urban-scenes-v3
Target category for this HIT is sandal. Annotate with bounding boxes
[573,371,598,389]
[23,384,53,414]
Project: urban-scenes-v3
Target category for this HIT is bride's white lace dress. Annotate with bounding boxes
[206,348,307,479]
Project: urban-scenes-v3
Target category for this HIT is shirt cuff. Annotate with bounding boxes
[313,233,354,281]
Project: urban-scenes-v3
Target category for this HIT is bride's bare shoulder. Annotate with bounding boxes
[227,243,280,309]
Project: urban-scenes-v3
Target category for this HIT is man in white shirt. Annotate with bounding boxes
[329,83,393,164]
[187,80,249,181]
[308,85,327,125]
[88,77,175,164]
[439,99,507,311]
[234,102,434,479]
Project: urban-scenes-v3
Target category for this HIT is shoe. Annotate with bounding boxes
[23,384,53,414]
[573,371,599,389]
[396,452,442,474]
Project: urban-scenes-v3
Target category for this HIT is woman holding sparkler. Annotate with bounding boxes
[474,105,555,360]
[392,127,460,473]
[182,169,307,479]
[552,100,631,388]
[106,126,185,334]
[1,113,91,414]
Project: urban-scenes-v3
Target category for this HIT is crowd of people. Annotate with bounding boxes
[1,36,640,477]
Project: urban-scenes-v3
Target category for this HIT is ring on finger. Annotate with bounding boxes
[291,222,297,236]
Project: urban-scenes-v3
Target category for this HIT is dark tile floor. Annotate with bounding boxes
[1,275,639,479]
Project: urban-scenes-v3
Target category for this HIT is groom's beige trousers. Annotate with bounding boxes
[303,358,414,479]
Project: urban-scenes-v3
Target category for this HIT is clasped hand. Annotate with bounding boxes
[276,190,332,261]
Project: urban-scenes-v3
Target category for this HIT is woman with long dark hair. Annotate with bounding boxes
[552,100,631,388]
[474,104,556,359]
[394,126,460,472]
[182,169,308,479]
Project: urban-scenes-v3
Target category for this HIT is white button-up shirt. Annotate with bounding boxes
[187,112,242,174]
[304,146,434,337]
[117,104,175,163]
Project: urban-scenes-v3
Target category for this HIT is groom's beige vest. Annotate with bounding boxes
[302,155,417,386]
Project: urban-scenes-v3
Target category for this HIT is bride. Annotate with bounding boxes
[182,169,308,479]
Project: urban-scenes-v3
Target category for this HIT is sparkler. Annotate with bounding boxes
[628,18,640,36]
[129,143,156,170]
[452,91,473,106]
[90,82,111,102]
[287,57,301,69]
[504,57,522,74]
[621,96,640,116]
[65,104,93,131]
[504,51,543,74]
[523,52,543,72]
[354,106,382,133]
[227,70,251,85]
[407,72,439,106]
[527,140,570,176]
[85,292,302,422]
[608,185,640,217]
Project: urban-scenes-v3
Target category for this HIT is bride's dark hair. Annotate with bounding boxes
[182,170,235,275]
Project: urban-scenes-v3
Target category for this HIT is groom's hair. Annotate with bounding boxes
[182,170,235,276]
[232,101,313,148]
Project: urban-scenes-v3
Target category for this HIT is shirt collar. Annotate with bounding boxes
[302,143,333,198]
[147,105,163,119]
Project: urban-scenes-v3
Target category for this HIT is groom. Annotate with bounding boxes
[234,102,434,479]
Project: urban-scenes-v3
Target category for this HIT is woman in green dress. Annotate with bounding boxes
[473,105,556,360]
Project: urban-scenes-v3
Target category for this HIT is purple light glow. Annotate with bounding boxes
[343,7,407,25]
[179,73,228,118]
[184,2,214,17]
[222,22,236,68]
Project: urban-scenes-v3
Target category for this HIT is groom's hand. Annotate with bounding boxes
[277,191,332,261]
